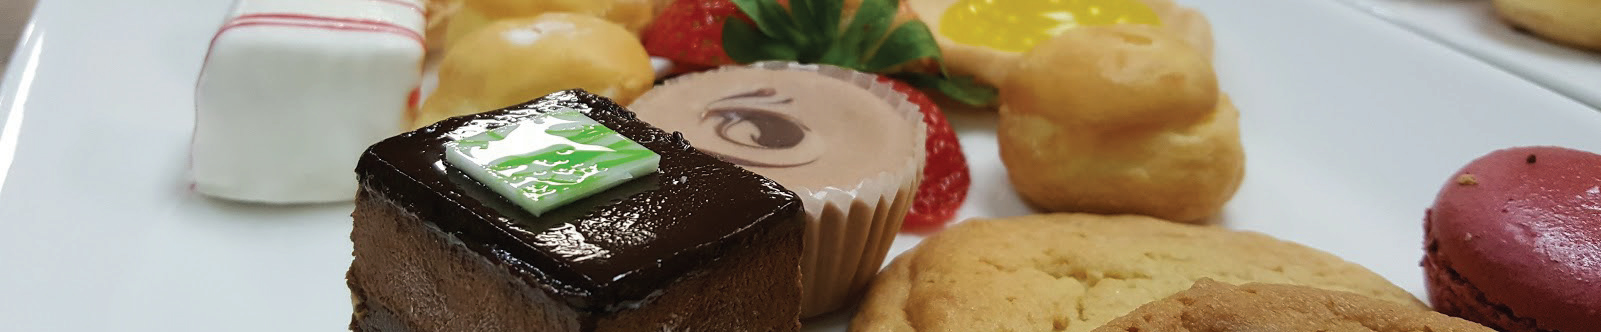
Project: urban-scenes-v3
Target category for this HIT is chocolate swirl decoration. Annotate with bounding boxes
[698,88,822,168]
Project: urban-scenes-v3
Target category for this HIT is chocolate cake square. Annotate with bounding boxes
[347,90,805,331]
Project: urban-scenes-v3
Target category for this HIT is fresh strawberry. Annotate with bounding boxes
[878,77,969,231]
[642,0,745,67]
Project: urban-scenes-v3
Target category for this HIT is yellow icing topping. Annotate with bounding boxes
[939,0,1162,52]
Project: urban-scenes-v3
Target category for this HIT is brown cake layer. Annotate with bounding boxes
[350,190,804,331]
[347,89,805,331]
[1422,239,1546,332]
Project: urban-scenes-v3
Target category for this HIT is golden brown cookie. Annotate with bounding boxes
[998,25,1243,223]
[851,214,1422,332]
[1094,279,1493,332]
[1493,0,1601,51]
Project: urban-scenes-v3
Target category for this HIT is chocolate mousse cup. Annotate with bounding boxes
[347,90,806,331]
[629,62,927,317]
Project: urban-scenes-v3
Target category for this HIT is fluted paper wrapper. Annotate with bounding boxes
[735,62,927,317]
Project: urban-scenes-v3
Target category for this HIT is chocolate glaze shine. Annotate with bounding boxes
[356,89,803,310]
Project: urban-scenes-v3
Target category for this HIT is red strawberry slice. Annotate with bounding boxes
[880,77,970,232]
[642,0,744,68]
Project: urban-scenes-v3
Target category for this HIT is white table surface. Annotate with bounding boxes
[1335,0,1601,110]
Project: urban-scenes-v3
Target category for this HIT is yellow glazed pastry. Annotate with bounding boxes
[997,25,1243,223]
[939,0,1161,53]
[1493,0,1601,51]
[909,0,1212,86]
[416,13,654,128]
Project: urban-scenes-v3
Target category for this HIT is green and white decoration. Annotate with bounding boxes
[445,109,660,216]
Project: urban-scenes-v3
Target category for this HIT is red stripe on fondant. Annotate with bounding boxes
[370,0,425,15]
[223,13,423,46]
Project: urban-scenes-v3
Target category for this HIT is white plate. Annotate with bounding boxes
[1337,0,1601,110]
[1,0,1599,331]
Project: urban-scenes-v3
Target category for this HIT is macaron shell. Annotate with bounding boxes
[1423,232,1542,332]
[1426,146,1601,332]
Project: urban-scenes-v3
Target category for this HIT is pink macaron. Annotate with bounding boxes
[1423,146,1601,332]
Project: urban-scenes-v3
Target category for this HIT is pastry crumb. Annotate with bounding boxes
[1456,174,1479,185]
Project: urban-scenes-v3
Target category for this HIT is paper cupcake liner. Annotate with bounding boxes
[737,61,927,317]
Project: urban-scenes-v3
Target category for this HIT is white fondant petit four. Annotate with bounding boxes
[192,0,426,203]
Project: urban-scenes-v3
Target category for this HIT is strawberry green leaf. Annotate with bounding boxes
[733,0,805,46]
[864,20,941,71]
[716,0,1000,104]
[723,19,797,63]
[844,0,897,64]
[790,0,842,60]
[788,0,817,36]
[796,0,841,44]
[893,72,999,107]
[817,40,860,68]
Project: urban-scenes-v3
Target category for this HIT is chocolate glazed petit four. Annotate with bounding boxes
[347,90,805,331]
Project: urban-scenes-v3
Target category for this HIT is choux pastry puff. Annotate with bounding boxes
[997,24,1244,223]
[444,0,656,49]
[416,13,655,128]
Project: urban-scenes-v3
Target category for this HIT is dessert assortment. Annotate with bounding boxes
[191,0,426,203]
[1492,0,1601,51]
[178,0,1601,330]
